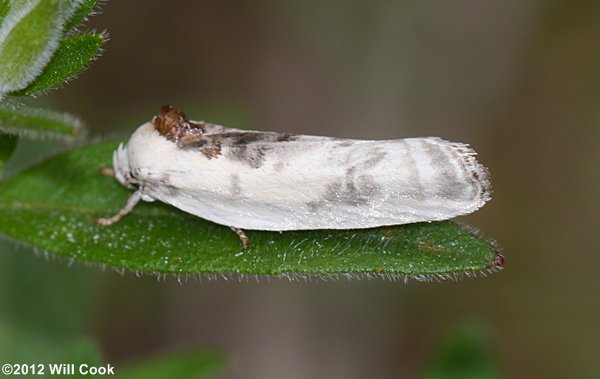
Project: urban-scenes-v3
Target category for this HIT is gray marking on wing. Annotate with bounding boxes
[455,143,489,201]
[158,173,180,197]
[335,141,353,148]
[230,173,242,197]
[402,140,425,199]
[362,147,387,169]
[440,143,478,200]
[159,173,173,186]
[306,144,389,211]
[434,142,475,200]
[422,140,466,199]
[216,132,299,168]
[307,167,382,211]
[274,161,286,172]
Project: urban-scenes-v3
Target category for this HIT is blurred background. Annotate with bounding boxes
[1,0,599,378]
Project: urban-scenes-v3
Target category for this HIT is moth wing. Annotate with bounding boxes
[221,136,490,230]
[126,125,490,231]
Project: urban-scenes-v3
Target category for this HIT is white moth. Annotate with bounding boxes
[96,105,491,247]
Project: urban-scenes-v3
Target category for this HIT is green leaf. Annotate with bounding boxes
[63,0,96,32]
[12,33,105,96]
[0,0,63,94]
[118,350,227,379]
[0,0,10,27]
[0,132,17,171]
[0,142,503,278]
[0,105,84,138]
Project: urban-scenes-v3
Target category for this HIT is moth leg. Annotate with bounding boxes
[94,191,142,226]
[97,166,115,177]
[230,227,250,248]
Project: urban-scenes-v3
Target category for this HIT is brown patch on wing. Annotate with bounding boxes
[211,131,299,168]
[152,105,221,159]
[152,105,301,165]
[276,133,293,142]
[200,140,222,159]
[153,105,204,139]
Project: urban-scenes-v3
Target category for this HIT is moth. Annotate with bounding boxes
[95,105,491,247]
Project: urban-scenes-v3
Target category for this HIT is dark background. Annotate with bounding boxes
[2,1,599,378]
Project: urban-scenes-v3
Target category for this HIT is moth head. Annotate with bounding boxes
[152,105,188,138]
[151,105,206,143]
[112,143,136,189]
